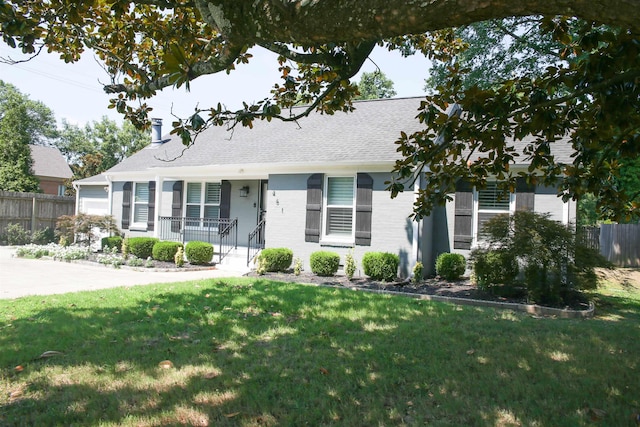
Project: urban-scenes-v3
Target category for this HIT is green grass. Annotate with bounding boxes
[1,274,639,426]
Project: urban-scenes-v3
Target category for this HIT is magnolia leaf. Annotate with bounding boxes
[158,360,174,369]
[36,350,64,359]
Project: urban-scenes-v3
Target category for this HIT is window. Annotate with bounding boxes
[132,182,149,226]
[475,181,513,238]
[57,184,66,196]
[185,182,221,226]
[323,176,355,240]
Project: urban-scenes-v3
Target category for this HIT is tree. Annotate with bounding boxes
[56,117,150,181]
[424,17,567,92]
[0,80,57,192]
[355,71,397,100]
[1,1,638,219]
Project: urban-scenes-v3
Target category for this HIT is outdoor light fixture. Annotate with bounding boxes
[239,186,250,197]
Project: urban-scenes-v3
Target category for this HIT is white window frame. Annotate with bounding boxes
[131,182,149,228]
[472,181,515,243]
[321,175,356,243]
[184,181,222,228]
[57,184,66,196]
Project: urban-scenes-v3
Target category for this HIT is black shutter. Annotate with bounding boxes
[147,180,156,231]
[171,181,183,232]
[515,177,535,211]
[355,173,373,246]
[453,180,473,250]
[220,180,231,219]
[121,181,132,230]
[305,173,323,242]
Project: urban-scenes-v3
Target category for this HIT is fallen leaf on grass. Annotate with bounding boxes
[14,365,23,372]
[202,372,219,379]
[466,349,475,355]
[224,412,240,418]
[9,389,24,402]
[36,351,64,359]
[320,367,329,375]
[158,360,174,369]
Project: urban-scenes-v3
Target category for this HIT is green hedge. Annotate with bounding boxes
[258,248,293,272]
[127,237,159,259]
[101,236,123,252]
[310,251,340,277]
[435,252,466,280]
[152,241,184,262]
[362,252,399,282]
[185,241,214,265]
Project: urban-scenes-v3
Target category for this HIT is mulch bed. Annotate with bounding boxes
[244,271,592,311]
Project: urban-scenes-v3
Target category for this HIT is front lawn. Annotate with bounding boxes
[0,274,638,426]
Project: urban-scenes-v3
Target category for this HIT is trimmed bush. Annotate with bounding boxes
[31,227,56,245]
[152,241,183,262]
[435,252,466,280]
[101,236,123,252]
[362,252,399,282]
[185,241,214,265]
[310,251,340,277]
[127,237,159,259]
[258,248,293,272]
[6,223,31,246]
[471,249,519,290]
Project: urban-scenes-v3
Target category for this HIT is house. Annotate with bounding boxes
[74,97,576,276]
[29,145,73,195]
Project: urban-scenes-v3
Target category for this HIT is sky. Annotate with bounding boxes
[0,44,432,131]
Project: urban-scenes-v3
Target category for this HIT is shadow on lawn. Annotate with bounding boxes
[1,278,639,426]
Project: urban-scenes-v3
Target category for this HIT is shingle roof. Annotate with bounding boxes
[29,145,73,179]
[104,96,575,175]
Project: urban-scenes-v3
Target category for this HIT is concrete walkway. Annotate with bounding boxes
[0,246,247,300]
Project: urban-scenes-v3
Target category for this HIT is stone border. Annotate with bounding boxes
[338,285,596,319]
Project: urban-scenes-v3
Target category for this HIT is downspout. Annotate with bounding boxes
[105,174,113,216]
[73,182,80,215]
[155,175,162,238]
[412,177,420,267]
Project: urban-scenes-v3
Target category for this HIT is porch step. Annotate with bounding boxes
[216,247,253,275]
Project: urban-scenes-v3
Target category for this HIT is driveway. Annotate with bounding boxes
[0,246,246,299]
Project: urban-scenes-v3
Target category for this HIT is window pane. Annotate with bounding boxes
[134,183,149,203]
[326,207,353,235]
[327,177,354,205]
[133,205,148,223]
[478,182,509,210]
[186,183,201,204]
[205,183,221,204]
[204,205,219,219]
[186,204,200,218]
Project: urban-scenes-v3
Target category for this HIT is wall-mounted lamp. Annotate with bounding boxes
[239,186,250,197]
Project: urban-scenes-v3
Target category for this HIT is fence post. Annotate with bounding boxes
[31,196,37,232]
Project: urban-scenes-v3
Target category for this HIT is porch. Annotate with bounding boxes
[157,216,265,266]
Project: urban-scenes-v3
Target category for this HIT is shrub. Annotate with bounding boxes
[344,250,357,280]
[471,250,519,290]
[435,253,466,280]
[258,248,293,272]
[310,251,340,276]
[412,261,424,283]
[101,236,123,252]
[127,237,159,259]
[185,241,214,265]
[362,252,399,282]
[55,213,119,248]
[471,211,606,305]
[31,227,56,245]
[174,246,185,267]
[152,241,183,262]
[6,223,31,246]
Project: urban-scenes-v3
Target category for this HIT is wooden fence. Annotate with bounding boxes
[598,223,640,268]
[0,191,75,234]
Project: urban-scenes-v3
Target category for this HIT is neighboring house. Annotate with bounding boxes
[74,97,576,276]
[29,145,73,195]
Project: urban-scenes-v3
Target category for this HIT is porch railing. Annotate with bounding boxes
[158,216,238,263]
[247,218,266,265]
